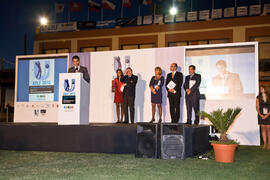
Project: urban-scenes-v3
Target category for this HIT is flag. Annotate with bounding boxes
[143,0,152,5]
[123,0,131,8]
[102,0,116,10]
[68,2,82,12]
[88,0,100,11]
[55,3,64,14]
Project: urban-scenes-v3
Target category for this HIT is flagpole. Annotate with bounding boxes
[121,0,124,18]
[101,6,103,21]
[138,4,141,16]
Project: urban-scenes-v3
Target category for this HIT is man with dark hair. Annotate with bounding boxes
[184,65,201,125]
[212,60,243,96]
[121,67,138,124]
[166,63,183,123]
[68,55,90,83]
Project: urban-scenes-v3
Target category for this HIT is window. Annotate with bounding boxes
[168,39,229,47]
[43,49,69,54]
[80,46,111,52]
[121,43,156,50]
[250,36,270,72]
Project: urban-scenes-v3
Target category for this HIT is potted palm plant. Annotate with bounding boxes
[199,107,242,163]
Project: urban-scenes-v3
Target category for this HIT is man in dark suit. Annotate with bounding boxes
[121,67,138,124]
[166,63,183,123]
[184,65,201,125]
[68,55,90,83]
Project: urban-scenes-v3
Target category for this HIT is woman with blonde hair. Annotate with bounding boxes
[256,85,270,150]
[149,67,164,123]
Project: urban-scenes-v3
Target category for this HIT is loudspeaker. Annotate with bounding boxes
[135,123,160,158]
[161,123,186,160]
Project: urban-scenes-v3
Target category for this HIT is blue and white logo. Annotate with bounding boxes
[64,79,75,92]
[34,61,50,80]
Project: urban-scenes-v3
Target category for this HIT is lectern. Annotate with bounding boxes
[58,73,89,125]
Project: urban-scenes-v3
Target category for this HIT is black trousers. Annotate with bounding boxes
[186,94,200,125]
[123,94,135,123]
[168,95,181,123]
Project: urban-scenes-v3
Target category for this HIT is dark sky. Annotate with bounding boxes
[0,0,55,69]
[0,0,266,69]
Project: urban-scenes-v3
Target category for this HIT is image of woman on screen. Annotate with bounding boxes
[149,67,164,123]
[114,69,124,123]
[256,85,270,150]
[211,60,243,97]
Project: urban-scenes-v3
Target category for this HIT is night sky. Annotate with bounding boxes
[0,0,267,69]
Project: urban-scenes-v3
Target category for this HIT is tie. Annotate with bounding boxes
[75,67,78,72]
[172,72,175,79]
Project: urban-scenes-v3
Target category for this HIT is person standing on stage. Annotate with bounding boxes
[166,63,183,123]
[256,85,270,150]
[121,67,138,124]
[114,69,124,123]
[149,67,164,123]
[68,55,90,83]
[184,65,201,125]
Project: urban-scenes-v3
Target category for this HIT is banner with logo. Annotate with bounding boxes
[77,21,96,30]
[116,17,138,27]
[187,11,197,21]
[199,10,210,20]
[212,9,222,19]
[40,22,77,33]
[176,13,186,22]
[29,59,55,102]
[237,6,248,17]
[224,7,235,18]
[96,20,116,29]
[249,5,261,16]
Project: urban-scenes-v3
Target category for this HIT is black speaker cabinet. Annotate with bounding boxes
[135,123,160,158]
[161,123,186,160]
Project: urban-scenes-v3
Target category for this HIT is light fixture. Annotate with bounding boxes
[170,7,177,15]
[40,17,48,26]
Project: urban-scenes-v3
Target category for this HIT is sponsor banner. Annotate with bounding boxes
[116,17,137,27]
[263,3,270,14]
[77,21,96,30]
[212,9,222,19]
[96,20,116,29]
[164,14,175,23]
[154,15,163,24]
[176,12,186,22]
[199,10,210,20]
[249,5,261,16]
[237,6,248,17]
[187,11,197,21]
[40,22,77,33]
[224,7,235,17]
[143,15,153,24]
[137,16,142,25]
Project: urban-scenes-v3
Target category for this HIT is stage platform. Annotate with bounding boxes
[0,123,210,156]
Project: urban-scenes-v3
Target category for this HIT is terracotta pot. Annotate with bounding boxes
[211,143,238,163]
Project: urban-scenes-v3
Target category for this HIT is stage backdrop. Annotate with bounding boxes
[185,42,259,145]
[89,47,185,123]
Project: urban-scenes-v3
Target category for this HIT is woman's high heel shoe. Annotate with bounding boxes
[149,119,155,123]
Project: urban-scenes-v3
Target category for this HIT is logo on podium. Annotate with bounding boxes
[64,79,75,92]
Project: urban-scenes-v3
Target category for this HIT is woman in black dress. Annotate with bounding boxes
[149,67,164,123]
[256,85,270,150]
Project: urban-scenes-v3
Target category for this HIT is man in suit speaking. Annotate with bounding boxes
[166,63,183,123]
[184,65,201,125]
[68,55,90,83]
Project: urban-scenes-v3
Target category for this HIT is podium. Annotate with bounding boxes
[58,73,89,125]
